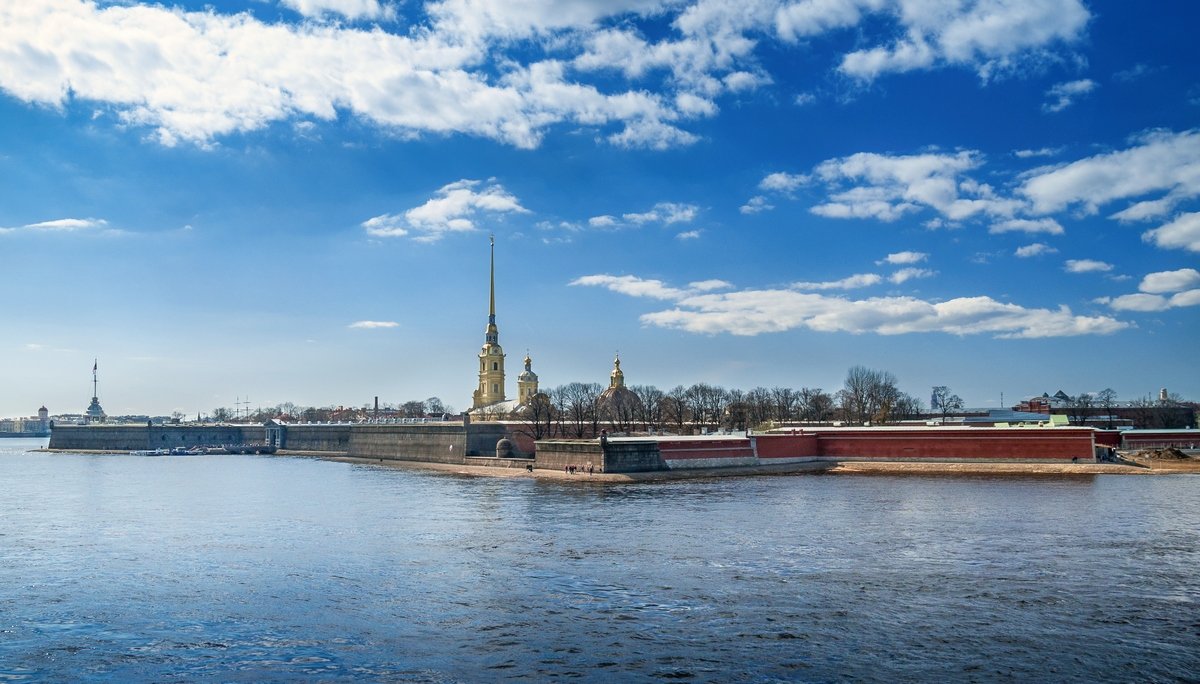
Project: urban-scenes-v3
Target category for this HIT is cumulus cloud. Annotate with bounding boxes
[878,251,928,265]
[889,267,935,284]
[836,0,1091,82]
[0,1,1095,150]
[1142,212,1200,253]
[676,229,701,240]
[588,215,618,228]
[1138,268,1200,294]
[1019,129,1200,218]
[989,218,1064,235]
[759,171,809,193]
[348,320,400,328]
[739,196,774,214]
[1014,242,1057,258]
[622,202,699,225]
[1042,79,1096,113]
[281,0,393,20]
[574,273,1126,338]
[793,274,883,291]
[1105,290,1200,313]
[807,150,1019,222]
[362,179,527,242]
[1064,259,1113,274]
[568,274,723,300]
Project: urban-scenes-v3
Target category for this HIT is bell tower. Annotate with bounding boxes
[472,236,506,409]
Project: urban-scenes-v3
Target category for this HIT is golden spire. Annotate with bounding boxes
[489,234,495,322]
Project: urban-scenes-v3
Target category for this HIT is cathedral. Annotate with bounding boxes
[470,237,539,415]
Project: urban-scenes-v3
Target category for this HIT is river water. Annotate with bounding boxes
[2,437,1198,682]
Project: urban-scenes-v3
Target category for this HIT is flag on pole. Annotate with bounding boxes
[93,360,97,373]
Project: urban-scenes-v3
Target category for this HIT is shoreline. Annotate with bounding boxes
[32,448,1200,479]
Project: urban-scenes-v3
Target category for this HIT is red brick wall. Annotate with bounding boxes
[809,428,1094,461]
[754,434,820,459]
[657,439,755,461]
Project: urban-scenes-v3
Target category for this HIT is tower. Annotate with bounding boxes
[517,353,539,403]
[85,359,106,423]
[37,405,49,432]
[472,236,506,409]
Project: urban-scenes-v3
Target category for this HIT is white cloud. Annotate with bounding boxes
[759,171,809,192]
[574,273,1127,338]
[739,196,774,214]
[1106,293,1169,312]
[1014,242,1057,258]
[348,320,400,329]
[623,202,699,225]
[0,1,1095,150]
[1104,289,1200,313]
[588,215,618,228]
[989,218,1064,235]
[1014,147,1062,158]
[1138,268,1200,294]
[676,229,701,240]
[878,251,927,265]
[362,179,528,242]
[836,0,1091,81]
[889,267,935,284]
[793,273,883,291]
[1019,129,1200,218]
[281,0,393,21]
[1064,259,1113,274]
[1042,79,1096,113]
[794,92,817,106]
[1,217,117,236]
[1143,212,1200,253]
[808,150,1019,222]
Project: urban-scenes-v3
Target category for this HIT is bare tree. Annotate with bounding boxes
[662,385,689,434]
[839,366,900,424]
[745,387,774,428]
[557,382,601,438]
[515,392,555,441]
[930,386,964,424]
[630,384,665,431]
[770,386,798,423]
[1067,392,1095,426]
[1096,388,1118,429]
[401,400,426,418]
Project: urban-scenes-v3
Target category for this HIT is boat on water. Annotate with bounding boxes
[130,448,169,456]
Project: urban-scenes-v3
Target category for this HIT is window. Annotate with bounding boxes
[492,383,498,393]
[492,362,498,371]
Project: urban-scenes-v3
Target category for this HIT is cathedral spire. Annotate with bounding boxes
[474,235,505,409]
[488,234,495,324]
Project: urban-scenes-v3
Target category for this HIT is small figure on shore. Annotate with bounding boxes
[526,463,533,472]
[588,464,594,475]
[564,464,569,474]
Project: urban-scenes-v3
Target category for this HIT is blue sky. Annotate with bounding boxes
[2,0,1198,417]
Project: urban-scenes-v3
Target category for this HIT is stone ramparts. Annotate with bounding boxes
[49,424,261,451]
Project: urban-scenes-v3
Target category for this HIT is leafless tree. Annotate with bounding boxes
[770,386,798,422]
[1067,392,1095,426]
[930,386,964,423]
[1096,388,1118,429]
[630,384,665,431]
[663,385,690,434]
[557,382,601,438]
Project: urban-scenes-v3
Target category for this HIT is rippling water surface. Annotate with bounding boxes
[2,438,1198,681]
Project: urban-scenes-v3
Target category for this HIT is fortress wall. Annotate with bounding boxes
[534,440,662,472]
[49,424,250,451]
[753,433,821,462]
[657,438,756,469]
[348,424,468,464]
[464,423,512,457]
[279,424,352,453]
[810,427,1096,462]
